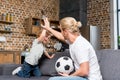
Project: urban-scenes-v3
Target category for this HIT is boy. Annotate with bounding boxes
[12,29,54,78]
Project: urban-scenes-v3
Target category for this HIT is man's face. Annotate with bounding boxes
[59,25,68,40]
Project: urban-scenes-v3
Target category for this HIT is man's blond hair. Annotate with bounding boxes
[60,17,82,33]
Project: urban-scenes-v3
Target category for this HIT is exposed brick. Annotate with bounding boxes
[0,0,59,51]
[87,0,110,49]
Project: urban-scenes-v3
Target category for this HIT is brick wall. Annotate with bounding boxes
[0,0,59,51]
[87,0,111,49]
[0,0,111,50]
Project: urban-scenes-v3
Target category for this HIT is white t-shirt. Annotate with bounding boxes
[69,35,102,80]
[25,39,45,65]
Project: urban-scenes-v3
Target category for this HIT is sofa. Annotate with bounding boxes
[0,49,120,80]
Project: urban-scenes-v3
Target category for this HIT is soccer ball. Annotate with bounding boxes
[55,56,74,74]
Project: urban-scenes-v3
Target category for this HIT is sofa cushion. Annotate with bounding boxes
[99,49,120,80]
[0,75,50,80]
[39,49,70,76]
[0,75,27,80]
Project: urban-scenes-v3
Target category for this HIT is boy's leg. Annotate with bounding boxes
[49,76,87,80]
[12,66,22,75]
[32,66,41,77]
[17,61,31,78]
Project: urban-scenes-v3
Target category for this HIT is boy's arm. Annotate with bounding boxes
[31,29,46,47]
[37,29,46,42]
[44,50,55,59]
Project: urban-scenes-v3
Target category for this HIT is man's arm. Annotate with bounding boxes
[59,62,89,77]
[70,62,89,76]
[41,18,65,42]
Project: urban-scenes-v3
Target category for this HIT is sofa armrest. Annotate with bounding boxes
[0,64,5,75]
[0,64,21,75]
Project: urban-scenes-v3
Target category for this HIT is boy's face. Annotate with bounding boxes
[43,37,48,44]
[43,35,51,44]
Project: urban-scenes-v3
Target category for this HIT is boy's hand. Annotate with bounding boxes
[49,54,55,59]
[41,18,51,30]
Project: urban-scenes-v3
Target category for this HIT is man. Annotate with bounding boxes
[41,17,102,80]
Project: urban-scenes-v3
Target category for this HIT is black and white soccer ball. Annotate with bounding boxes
[55,56,74,74]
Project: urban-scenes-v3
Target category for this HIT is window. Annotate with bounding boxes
[110,0,118,49]
[117,0,120,35]
[117,0,120,48]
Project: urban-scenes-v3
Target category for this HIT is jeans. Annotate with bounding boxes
[49,76,88,80]
[17,61,41,78]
